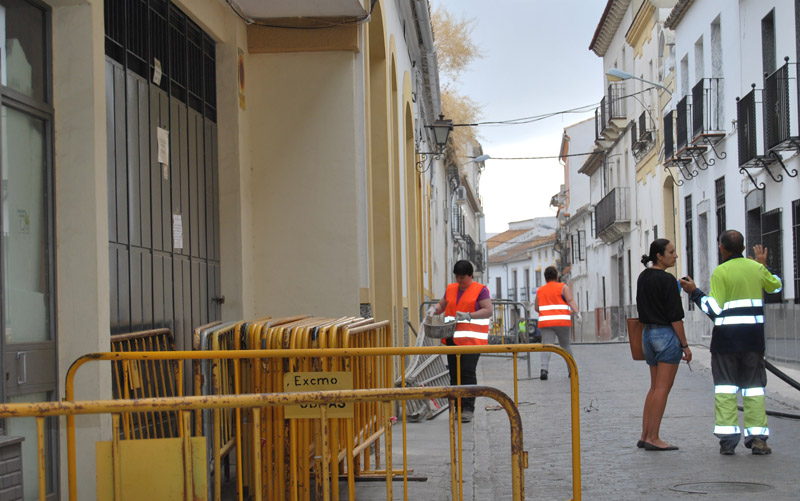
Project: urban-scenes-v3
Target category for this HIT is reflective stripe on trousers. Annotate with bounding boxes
[714,384,740,437]
[713,385,769,439]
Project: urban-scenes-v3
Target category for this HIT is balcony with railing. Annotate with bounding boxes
[764,59,800,153]
[631,111,654,161]
[691,78,725,143]
[594,83,627,148]
[736,59,800,189]
[594,187,630,243]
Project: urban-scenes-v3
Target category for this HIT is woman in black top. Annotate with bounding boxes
[636,239,692,451]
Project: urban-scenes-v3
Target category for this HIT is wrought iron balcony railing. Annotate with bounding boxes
[664,110,675,160]
[763,60,799,152]
[676,96,689,151]
[595,83,627,144]
[691,78,725,141]
[595,187,630,242]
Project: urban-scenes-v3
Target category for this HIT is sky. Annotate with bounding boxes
[433,0,608,234]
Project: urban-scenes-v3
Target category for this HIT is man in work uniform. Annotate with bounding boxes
[429,260,492,423]
[679,230,782,455]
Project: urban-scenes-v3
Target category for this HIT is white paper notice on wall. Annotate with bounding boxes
[173,214,183,249]
[157,127,169,166]
[153,58,163,85]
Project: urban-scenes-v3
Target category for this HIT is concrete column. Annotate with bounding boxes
[50,0,109,498]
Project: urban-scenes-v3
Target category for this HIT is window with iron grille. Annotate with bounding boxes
[578,230,586,261]
[762,10,776,78]
[496,277,503,300]
[676,96,689,151]
[761,208,783,304]
[590,211,596,237]
[571,234,578,265]
[524,269,530,302]
[685,195,695,309]
[627,249,632,306]
[715,177,726,264]
[601,276,607,319]
[512,270,518,301]
[105,0,216,119]
[664,110,675,159]
[793,200,800,303]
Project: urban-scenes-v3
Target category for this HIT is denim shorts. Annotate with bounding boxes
[642,324,682,366]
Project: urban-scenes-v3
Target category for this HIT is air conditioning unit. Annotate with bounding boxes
[454,185,467,205]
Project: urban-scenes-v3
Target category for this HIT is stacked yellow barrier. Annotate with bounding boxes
[112,316,393,499]
[110,329,181,440]
[197,316,392,500]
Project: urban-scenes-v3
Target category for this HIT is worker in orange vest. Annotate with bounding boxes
[429,260,493,422]
[535,266,581,380]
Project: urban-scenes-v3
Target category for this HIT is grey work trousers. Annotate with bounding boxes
[540,326,574,371]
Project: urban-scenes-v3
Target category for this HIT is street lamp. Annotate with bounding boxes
[416,114,454,171]
[428,115,454,151]
[605,68,672,95]
[468,154,491,163]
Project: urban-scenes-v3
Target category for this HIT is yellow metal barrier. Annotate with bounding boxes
[110,329,182,439]
[190,316,392,500]
[1,385,526,501]
[65,343,581,501]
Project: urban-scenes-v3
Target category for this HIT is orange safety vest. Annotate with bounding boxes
[537,281,572,328]
[444,282,490,345]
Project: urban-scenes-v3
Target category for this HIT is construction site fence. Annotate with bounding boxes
[62,343,580,501]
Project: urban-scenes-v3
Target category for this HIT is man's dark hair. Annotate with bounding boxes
[544,266,558,281]
[453,260,473,277]
[719,230,745,254]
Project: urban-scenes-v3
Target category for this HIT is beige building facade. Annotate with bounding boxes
[0,0,465,497]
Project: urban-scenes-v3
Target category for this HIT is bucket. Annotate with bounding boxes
[423,319,456,339]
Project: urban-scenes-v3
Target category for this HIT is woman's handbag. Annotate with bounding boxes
[626,318,645,360]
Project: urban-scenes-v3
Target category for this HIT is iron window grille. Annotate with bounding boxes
[715,177,726,264]
[663,110,675,159]
[104,0,217,121]
[792,200,800,303]
[761,208,783,304]
[737,86,761,167]
[676,96,690,152]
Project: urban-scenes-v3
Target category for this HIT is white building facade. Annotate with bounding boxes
[666,0,800,351]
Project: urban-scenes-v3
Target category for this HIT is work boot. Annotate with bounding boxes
[460,410,473,423]
[748,438,772,455]
[540,369,548,380]
[719,443,736,455]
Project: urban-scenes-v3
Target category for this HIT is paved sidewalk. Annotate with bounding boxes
[356,343,800,499]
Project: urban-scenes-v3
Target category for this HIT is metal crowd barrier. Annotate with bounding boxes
[63,343,581,501]
[110,329,182,439]
[192,316,393,500]
[398,320,450,421]
[1,384,530,501]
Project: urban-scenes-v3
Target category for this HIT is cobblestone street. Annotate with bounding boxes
[358,343,800,500]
